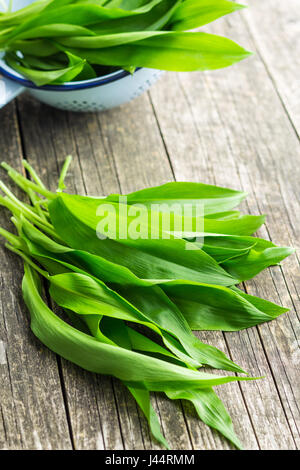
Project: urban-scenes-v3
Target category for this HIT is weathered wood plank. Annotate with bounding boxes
[0,102,72,450]
[148,10,300,449]
[243,0,300,135]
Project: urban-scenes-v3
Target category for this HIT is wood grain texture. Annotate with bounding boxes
[243,0,300,135]
[0,103,72,450]
[0,2,299,450]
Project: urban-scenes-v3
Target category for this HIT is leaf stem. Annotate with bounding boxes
[22,159,47,190]
[5,243,50,279]
[0,194,63,243]
[0,179,53,229]
[57,155,72,192]
[1,162,55,199]
[0,226,23,249]
[28,187,48,221]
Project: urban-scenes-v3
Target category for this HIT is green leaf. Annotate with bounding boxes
[7,39,59,57]
[222,239,295,281]
[99,316,170,447]
[57,30,172,49]
[162,280,288,331]
[17,217,244,372]
[86,0,181,34]
[5,1,167,43]
[198,233,256,263]
[5,50,86,86]
[169,0,245,31]
[68,31,252,72]
[203,214,265,236]
[166,387,243,449]
[129,387,169,448]
[48,194,239,286]
[18,216,286,345]
[0,1,51,26]
[34,253,243,371]
[8,23,96,40]
[116,283,246,372]
[105,183,264,236]
[105,181,247,215]
[22,263,257,391]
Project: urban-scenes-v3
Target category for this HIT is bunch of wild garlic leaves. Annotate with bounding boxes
[0,0,252,85]
[0,157,293,449]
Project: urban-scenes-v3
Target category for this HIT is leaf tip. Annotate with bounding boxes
[235,3,248,11]
[244,50,254,58]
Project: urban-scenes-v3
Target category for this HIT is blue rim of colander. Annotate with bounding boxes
[0,60,136,91]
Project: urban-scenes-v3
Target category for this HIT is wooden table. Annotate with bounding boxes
[0,1,299,450]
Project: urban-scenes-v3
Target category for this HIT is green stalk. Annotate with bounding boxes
[27,188,48,222]
[19,160,49,221]
[57,155,72,192]
[1,162,50,215]
[0,194,63,243]
[5,243,50,279]
[34,198,49,208]
[1,162,55,199]
[0,180,54,230]
[22,159,47,190]
[0,226,23,249]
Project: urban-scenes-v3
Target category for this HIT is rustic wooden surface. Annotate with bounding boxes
[0,1,299,450]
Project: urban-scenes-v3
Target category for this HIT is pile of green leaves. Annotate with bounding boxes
[0,0,252,86]
[0,157,293,449]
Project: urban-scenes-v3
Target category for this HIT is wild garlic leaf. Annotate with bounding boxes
[57,31,174,49]
[1,156,294,451]
[105,181,248,215]
[63,300,170,448]
[17,216,285,353]
[169,0,245,31]
[129,387,169,448]
[198,233,257,263]
[5,50,86,86]
[86,0,181,34]
[222,241,295,281]
[68,31,251,72]
[1,0,252,84]
[7,38,59,56]
[16,217,243,372]
[48,194,239,286]
[8,23,96,41]
[166,387,243,449]
[115,283,246,373]
[5,1,166,43]
[162,281,288,331]
[23,236,243,372]
[22,263,257,391]
[0,1,50,26]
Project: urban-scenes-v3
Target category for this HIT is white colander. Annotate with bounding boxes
[0,0,163,112]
